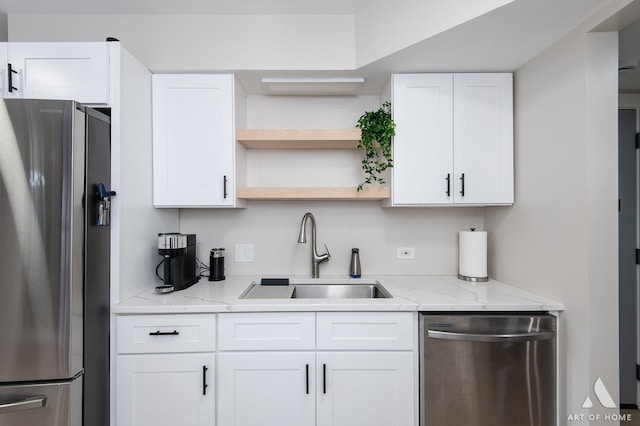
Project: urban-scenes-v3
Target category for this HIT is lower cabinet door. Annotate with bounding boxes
[317,352,416,426]
[217,352,316,426]
[116,353,215,426]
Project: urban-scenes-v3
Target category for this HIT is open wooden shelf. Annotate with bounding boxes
[236,129,361,149]
[235,129,384,201]
[236,186,390,200]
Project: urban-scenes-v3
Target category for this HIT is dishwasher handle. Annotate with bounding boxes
[427,329,554,343]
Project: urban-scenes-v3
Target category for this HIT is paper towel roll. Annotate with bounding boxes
[458,230,488,282]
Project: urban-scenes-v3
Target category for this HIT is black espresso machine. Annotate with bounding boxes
[156,233,199,293]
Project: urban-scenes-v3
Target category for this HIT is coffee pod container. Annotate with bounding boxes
[209,248,225,281]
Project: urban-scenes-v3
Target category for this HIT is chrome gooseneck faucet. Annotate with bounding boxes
[297,212,330,278]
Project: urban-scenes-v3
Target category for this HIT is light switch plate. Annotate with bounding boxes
[235,243,254,263]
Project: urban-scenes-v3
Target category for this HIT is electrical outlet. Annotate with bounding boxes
[235,243,254,263]
[397,247,415,259]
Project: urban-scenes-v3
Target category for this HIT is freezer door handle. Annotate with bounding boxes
[427,329,555,343]
[0,396,47,415]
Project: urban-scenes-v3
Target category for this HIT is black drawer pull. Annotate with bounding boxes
[149,330,179,336]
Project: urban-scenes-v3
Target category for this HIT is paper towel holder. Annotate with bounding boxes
[458,227,489,283]
[458,274,489,283]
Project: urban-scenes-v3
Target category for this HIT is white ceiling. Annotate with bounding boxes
[3,0,640,93]
[0,0,377,15]
[236,0,632,94]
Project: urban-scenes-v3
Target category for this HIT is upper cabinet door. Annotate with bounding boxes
[152,74,236,207]
[5,42,109,104]
[391,73,454,205]
[453,73,513,205]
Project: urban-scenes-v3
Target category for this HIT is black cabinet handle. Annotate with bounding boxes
[460,173,465,197]
[8,63,17,93]
[322,364,327,394]
[223,175,228,199]
[148,330,179,336]
[202,365,208,395]
[446,173,451,197]
[305,364,309,395]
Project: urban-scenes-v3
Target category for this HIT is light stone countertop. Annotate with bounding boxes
[112,275,564,314]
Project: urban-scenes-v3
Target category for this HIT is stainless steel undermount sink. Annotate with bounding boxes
[239,279,392,299]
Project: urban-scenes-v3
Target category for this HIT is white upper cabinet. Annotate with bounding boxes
[152,74,244,208]
[1,42,110,104]
[452,73,513,205]
[391,74,454,205]
[387,73,513,206]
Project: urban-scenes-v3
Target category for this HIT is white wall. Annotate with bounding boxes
[484,28,619,425]
[0,13,7,41]
[110,45,179,301]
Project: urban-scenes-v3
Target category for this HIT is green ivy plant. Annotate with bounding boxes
[355,101,396,191]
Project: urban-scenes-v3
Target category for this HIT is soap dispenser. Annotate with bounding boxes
[349,248,361,278]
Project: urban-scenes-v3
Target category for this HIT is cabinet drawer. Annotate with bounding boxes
[218,313,315,350]
[316,312,414,350]
[117,314,216,354]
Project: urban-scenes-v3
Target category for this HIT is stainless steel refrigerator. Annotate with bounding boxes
[0,99,112,426]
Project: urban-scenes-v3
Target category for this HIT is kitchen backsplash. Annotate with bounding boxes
[179,201,484,277]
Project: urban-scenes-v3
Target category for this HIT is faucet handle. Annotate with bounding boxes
[324,244,331,259]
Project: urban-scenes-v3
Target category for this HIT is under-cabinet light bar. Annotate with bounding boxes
[260,77,365,95]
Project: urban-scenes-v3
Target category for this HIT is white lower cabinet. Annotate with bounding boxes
[115,314,216,426]
[217,351,414,426]
[115,312,416,426]
[117,353,215,426]
[217,352,316,426]
[216,312,417,426]
[317,352,415,426]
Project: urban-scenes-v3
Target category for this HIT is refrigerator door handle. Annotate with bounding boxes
[0,396,47,415]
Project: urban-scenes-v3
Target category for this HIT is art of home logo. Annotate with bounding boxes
[567,377,631,422]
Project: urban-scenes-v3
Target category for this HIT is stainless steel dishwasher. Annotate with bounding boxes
[420,313,556,426]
